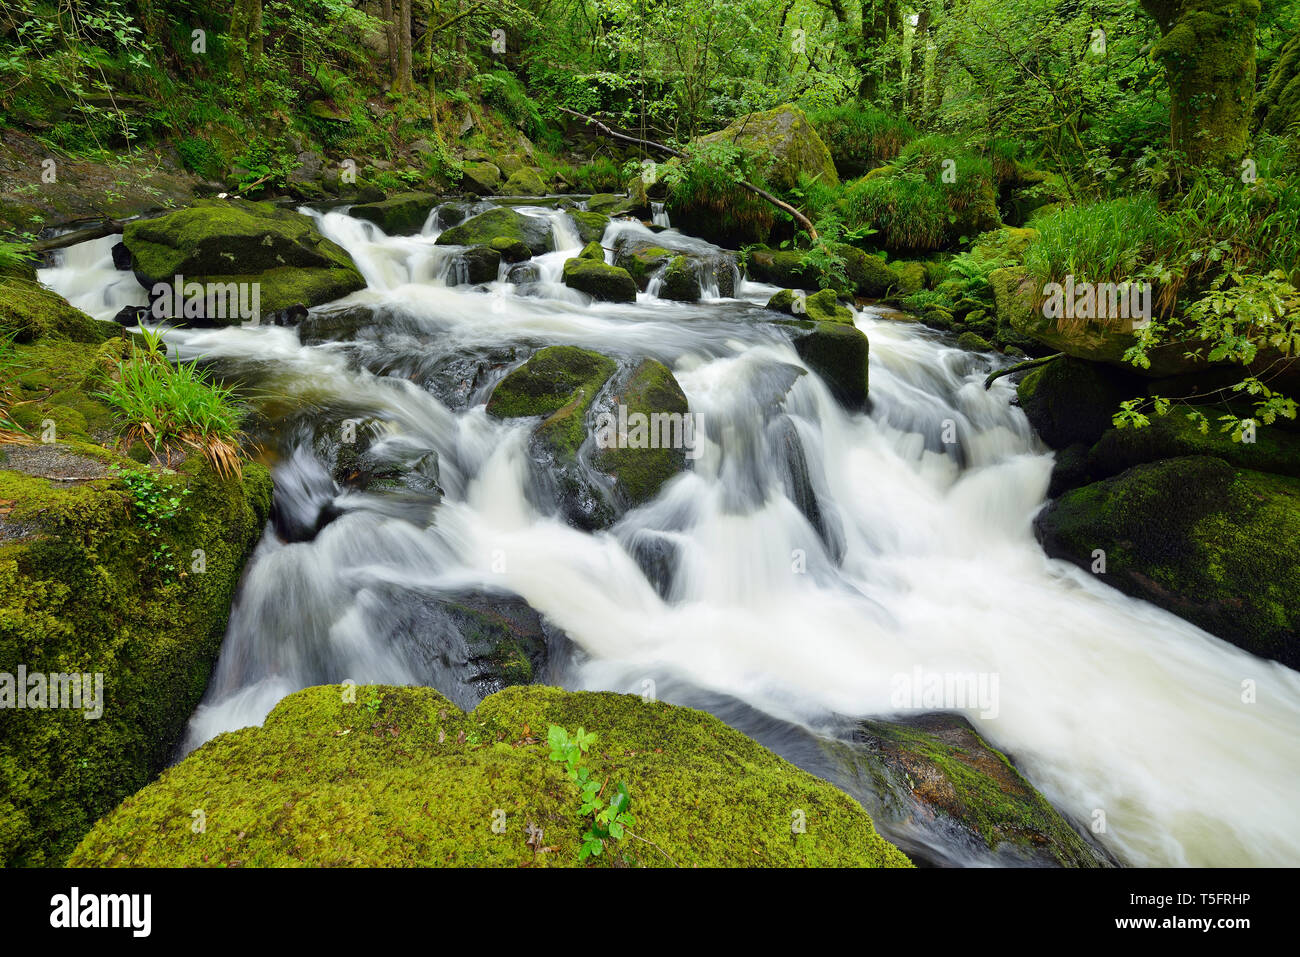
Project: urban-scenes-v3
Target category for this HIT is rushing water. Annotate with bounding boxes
[39,202,1300,868]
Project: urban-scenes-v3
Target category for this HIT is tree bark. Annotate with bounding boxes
[1138,0,1259,169]
[907,3,931,119]
[397,0,414,93]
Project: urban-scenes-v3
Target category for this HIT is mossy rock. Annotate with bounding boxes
[0,438,272,865]
[956,331,994,352]
[0,277,114,345]
[781,320,870,409]
[459,161,502,195]
[502,167,547,195]
[69,684,912,867]
[1016,357,1140,450]
[613,239,673,289]
[1037,456,1300,667]
[495,154,525,176]
[767,288,853,324]
[586,193,634,215]
[695,104,838,192]
[891,262,927,297]
[748,245,896,298]
[121,200,365,322]
[488,236,531,263]
[350,191,441,234]
[436,206,554,256]
[577,240,605,262]
[851,714,1110,867]
[659,256,700,302]
[486,345,618,460]
[594,359,691,506]
[570,210,610,245]
[561,258,637,303]
[450,246,501,286]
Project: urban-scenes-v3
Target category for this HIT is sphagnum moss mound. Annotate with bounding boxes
[70,684,913,868]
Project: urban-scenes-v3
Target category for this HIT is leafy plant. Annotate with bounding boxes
[547,724,635,862]
[107,464,192,584]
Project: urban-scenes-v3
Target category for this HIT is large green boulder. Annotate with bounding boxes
[748,245,897,298]
[437,206,554,256]
[846,713,1111,867]
[613,238,673,289]
[69,684,912,867]
[561,258,638,303]
[122,200,365,322]
[659,256,700,302]
[570,210,611,245]
[459,161,502,195]
[350,191,441,234]
[1036,455,1300,667]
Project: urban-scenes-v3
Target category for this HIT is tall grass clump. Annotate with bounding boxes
[839,173,948,252]
[805,101,917,178]
[98,330,245,478]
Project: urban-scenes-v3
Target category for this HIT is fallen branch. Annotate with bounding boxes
[984,352,1063,390]
[28,220,134,254]
[558,107,819,241]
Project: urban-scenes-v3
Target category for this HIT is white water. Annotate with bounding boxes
[40,203,1300,868]
[38,234,148,320]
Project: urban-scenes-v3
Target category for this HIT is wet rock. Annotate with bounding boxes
[460,161,501,195]
[110,241,132,270]
[1016,356,1140,450]
[505,262,540,284]
[659,255,700,302]
[436,206,554,256]
[561,257,637,302]
[449,245,501,286]
[767,288,853,323]
[502,167,547,195]
[350,191,440,235]
[490,236,531,263]
[112,304,148,326]
[570,210,610,245]
[781,320,870,409]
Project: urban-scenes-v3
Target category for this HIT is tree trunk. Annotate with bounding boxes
[397,0,414,93]
[907,4,931,119]
[1138,0,1259,169]
[229,0,263,81]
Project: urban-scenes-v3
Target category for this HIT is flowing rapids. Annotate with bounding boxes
[42,204,1300,868]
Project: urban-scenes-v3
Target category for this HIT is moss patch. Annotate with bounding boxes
[595,358,690,506]
[486,345,618,460]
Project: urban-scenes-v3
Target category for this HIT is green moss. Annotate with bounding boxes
[69,684,911,867]
[486,346,618,460]
[436,206,555,255]
[489,236,531,263]
[766,288,853,323]
[596,359,690,506]
[0,278,114,345]
[892,262,926,296]
[577,240,604,261]
[570,210,611,245]
[781,320,870,408]
[1037,455,1300,666]
[956,331,993,352]
[0,453,272,866]
[561,258,637,303]
[613,242,673,288]
[659,256,699,302]
[1017,357,1140,450]
[502,167,547,195]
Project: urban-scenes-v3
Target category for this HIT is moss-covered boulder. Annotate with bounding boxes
[593,359,691,507]
[486,346,619,461]
[956,331,994,352]
[436,206,554,256]
[502,167,548,195]
[586,193,634,216]
[781,320,870,409]
[570,210,611,245]
[122,200,365,323]
[767,288,853,323]
[0,276,114,345]
[892,262,927,297]
[613,238,673,289]
[69,684,912,867]
[848,714,1110,867]
[1036,456,1300,667]
[577,240,605,262]
[0,408,271,866]
[697,105,838,193]
[350,191,441,234]
[459,161,502,195]
[1016,356,1140,450]
[561,258,637,303]
[489,236,531,264]
[659,256,700,302]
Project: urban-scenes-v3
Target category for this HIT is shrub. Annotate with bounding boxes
[805,102,917,178]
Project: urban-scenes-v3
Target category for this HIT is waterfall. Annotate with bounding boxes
[38,203,1300,869]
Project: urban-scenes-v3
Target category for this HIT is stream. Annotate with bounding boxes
[41,202,1300,868]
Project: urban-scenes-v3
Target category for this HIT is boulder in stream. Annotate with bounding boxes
[121,199,365,324]
[767,288,853,323]
[436,206,555,256]
[349,191,440,234]
[561,257,637,303]
[780,319,870,409]
[69,684,912,867]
